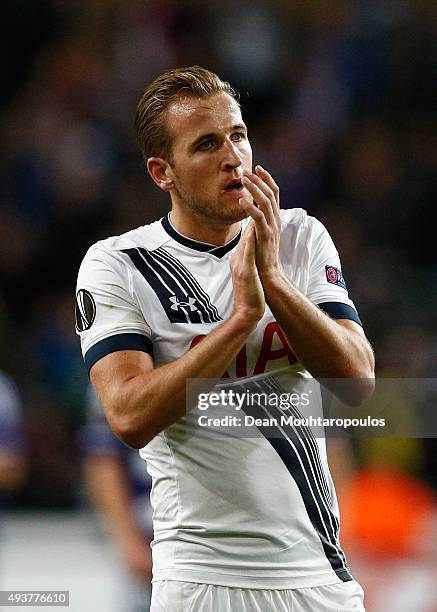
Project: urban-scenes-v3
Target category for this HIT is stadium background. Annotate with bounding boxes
[1,1,436,610]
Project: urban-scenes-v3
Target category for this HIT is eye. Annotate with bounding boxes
[231,131,245,142]
[197,138,214,151]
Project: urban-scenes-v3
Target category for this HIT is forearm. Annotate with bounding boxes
[0,454,26,492]
[96,313,258,448]
[236,165,374,401]
[84,457,144,542]
[261,271,374,381]
[84,456,152,579]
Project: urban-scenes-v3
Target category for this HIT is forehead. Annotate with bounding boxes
[166,92,243,148]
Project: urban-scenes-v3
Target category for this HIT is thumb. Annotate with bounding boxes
[242,225,256,267]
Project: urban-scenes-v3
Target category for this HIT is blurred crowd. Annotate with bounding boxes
[1,1,437,608]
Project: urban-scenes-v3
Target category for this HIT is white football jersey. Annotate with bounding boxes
[76,208,362,589]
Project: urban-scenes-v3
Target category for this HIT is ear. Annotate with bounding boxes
[147,157,174,192]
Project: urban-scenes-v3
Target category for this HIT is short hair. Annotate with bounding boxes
[134,66,238,163]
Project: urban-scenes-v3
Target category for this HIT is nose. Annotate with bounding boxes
[221,137,242,170]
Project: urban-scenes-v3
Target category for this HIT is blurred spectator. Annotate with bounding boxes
[0,370,26,501]
[80,386,153,612]
[341,468,435,559]
[339,467,437,612]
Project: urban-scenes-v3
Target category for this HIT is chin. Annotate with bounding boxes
[215,205,248,225]
[184,195,247,226]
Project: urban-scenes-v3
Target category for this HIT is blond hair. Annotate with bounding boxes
[135,66,238,163]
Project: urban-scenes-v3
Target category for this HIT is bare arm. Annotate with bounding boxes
[90,225,265,448]
[240,165,375,402]
[0,451,26,492]
[260,273,374,382]
[84,455,151,580]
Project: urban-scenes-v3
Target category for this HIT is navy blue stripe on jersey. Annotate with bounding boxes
[264,433,352,581]
[161,214,241,258]
[152,248,222,323]
[318,302,362,326]
[122,248,201,323]
[263,378,349,571]
[266,377,335,508]
[162,215,211,251]
[251,381,348,577]
[84,333,153,373]
[122,247,222,324]
[227,378,353,582]
[208,236,241,258]
[265,378,332,506]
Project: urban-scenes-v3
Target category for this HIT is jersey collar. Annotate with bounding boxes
[161,214,241,258]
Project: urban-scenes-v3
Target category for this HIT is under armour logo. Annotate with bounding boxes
[169,296,198,312]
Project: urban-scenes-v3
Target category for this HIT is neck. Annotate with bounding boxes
[169,207,241,246]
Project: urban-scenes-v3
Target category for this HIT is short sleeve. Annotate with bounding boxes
[307,218,362,325]
[76,246,154,373]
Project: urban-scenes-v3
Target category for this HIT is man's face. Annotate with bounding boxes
[164,92,253,225]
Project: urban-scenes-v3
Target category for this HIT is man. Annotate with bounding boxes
[76,66,374,611]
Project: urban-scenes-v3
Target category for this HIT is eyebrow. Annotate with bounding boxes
[191,124,247,148]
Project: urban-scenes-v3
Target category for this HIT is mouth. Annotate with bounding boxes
[223,179,244,193]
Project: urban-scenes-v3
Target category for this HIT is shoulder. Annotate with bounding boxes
[86,218,168,258]
[279,207,308,226]
[279,208,323,231]
[77,219,169,275]
[279,208,326,244]
[279,208,320,234]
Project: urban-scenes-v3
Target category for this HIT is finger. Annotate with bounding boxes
[246,171,276,208]
[239,197,270,239]
[255,165,281,223]
[241,175,275,227]
[254,165,280,226]
[255,165,280,204]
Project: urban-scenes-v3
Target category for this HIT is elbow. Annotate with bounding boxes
[337,345,375,406]
[110,412,154,449]
[336,370,375,407]
[336,333,375,406]
[344,376,375,406]
[105,382,158,449]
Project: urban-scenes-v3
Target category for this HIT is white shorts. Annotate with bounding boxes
[150,579,365,612]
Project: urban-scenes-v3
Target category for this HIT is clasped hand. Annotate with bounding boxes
[240,165,282,279]
[230,165,282,323]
